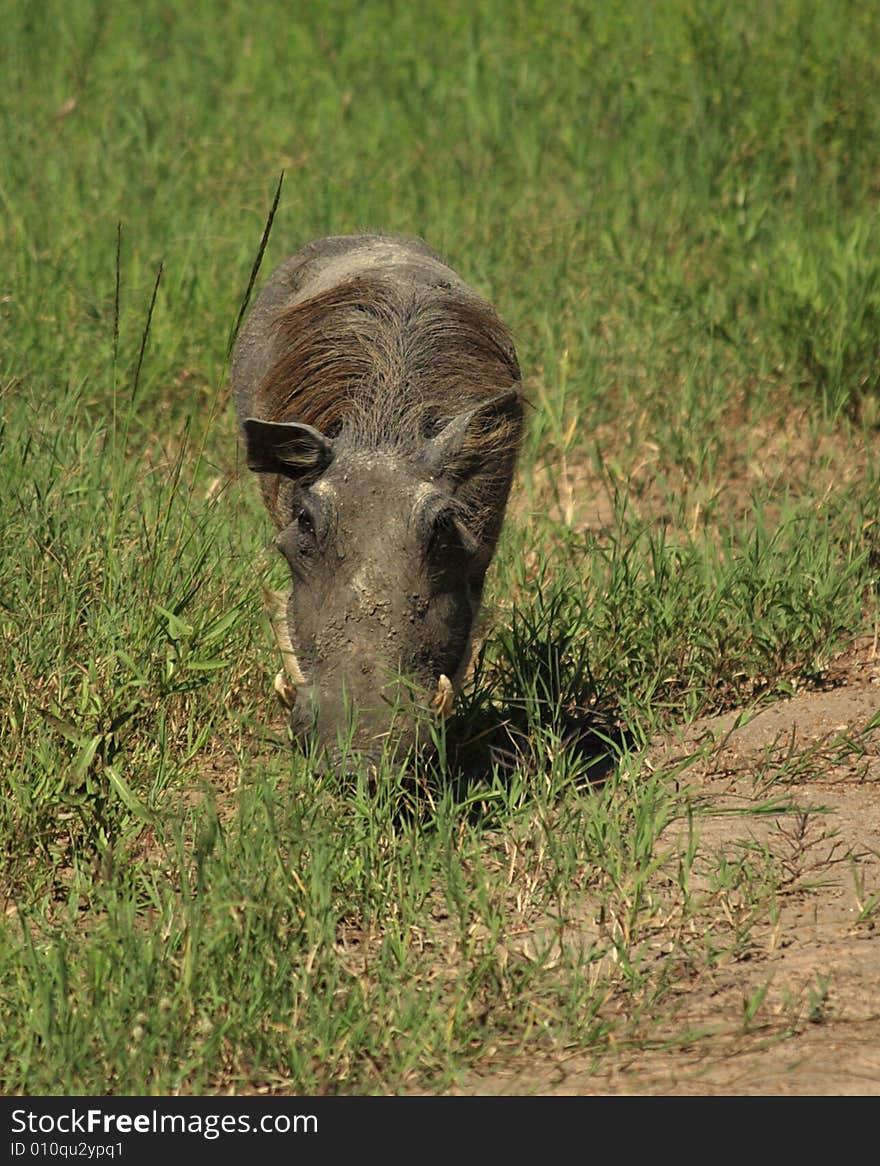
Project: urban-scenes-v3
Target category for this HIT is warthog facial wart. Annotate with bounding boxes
[232,234,523,761]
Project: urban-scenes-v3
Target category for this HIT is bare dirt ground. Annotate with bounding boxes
[460,640,880,1096]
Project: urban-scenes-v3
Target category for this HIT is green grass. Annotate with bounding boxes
[2,0,880,1093]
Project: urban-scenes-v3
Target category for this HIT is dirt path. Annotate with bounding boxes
[462,650,880,1095]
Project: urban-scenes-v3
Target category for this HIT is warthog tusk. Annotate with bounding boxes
[431,674,454,719]
[274,670,298,709]
[262,586,307,685]
[264,586,305,709]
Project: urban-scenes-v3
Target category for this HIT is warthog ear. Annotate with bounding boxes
[243,418,335,478]
[422,387,521,480]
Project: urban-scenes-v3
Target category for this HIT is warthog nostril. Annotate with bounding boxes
[317,746,384,778]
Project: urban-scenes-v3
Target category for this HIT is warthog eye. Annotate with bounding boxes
[295,506,317,552]
[425,506,476,567]
[278,503,320,568]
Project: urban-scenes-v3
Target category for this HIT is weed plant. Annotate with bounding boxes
[2,0,879,1093]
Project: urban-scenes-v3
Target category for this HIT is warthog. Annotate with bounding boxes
[232,233,523,763]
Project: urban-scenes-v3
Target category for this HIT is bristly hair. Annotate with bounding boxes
[253,274,522,450]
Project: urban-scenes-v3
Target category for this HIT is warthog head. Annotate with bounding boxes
[233,235,522,765]
[246,391,519,760]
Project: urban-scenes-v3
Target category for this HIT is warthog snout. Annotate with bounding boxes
[285,674,441,763]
